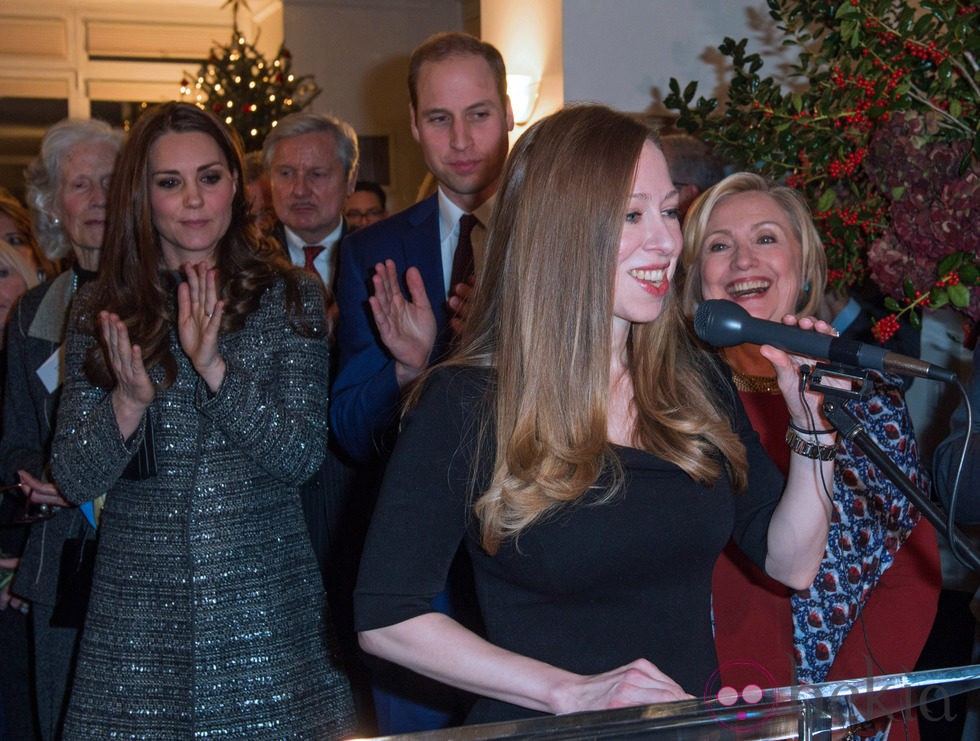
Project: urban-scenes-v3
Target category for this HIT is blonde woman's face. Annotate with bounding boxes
[613,141,682,330]
[698,191,803,322]
[0,213,37,270]
[0,263,28,330]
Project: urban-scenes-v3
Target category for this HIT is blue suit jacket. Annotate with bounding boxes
[331,195,451,463]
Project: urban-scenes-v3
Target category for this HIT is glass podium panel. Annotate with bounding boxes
[359,665,980,740]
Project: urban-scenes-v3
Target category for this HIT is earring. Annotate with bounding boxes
[51,216,60,226]
[803,281,811,292]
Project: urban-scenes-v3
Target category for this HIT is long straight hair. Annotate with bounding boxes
[444,105,748,553]
[82,102,306,389]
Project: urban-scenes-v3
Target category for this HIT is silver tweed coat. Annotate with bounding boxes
[51,273,354,739]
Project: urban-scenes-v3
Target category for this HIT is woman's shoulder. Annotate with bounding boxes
[412,364,494,418]
[424,363,493,394]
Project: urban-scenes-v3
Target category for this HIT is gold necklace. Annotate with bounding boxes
[731,370,781,394]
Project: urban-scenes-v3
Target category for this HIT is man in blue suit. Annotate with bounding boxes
[332,31,513,733]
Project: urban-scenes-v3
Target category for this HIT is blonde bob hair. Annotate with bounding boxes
[680,172,827,317]
[445,104,748,553]
[0,238,41,293]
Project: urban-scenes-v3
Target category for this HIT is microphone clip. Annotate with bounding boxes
[806,362,872,401]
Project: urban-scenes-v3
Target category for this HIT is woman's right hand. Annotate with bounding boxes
[552,658,693,714]
[368,260,437,387]
[100,311,154,437]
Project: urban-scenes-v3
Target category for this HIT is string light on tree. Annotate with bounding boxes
[180,0,320,151]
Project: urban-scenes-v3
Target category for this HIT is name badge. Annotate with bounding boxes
[36,345,64,394]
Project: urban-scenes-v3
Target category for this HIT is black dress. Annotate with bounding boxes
[355,365,785,724]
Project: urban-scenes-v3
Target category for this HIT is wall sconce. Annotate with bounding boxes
[507,73,540,125]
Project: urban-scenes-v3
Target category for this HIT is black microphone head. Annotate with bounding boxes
[694,299,751,347]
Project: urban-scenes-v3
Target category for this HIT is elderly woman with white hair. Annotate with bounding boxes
[0,117,122,741]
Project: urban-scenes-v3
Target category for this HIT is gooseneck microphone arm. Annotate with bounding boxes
[693,299,977,571]
[821,395,980,572]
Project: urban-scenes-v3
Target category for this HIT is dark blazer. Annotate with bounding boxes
[2,271,96,606]
[267,219,349,296]
[265,218,368,595]
[331,194,452,464]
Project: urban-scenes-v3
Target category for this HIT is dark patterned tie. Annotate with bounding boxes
[449,214,478,293]
[303,244,325,277]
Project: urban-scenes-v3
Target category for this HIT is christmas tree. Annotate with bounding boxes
[181,0,320,151]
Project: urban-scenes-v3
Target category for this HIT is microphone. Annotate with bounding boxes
[694,299,957,384]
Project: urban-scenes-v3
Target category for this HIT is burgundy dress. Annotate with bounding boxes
[712,372,941,740]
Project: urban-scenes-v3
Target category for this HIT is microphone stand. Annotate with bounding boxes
[817,383,980,573]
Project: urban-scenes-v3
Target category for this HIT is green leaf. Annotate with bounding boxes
[817,188,837,211]
[937,252,961,275]
[959,264,980,286]
[884,296,902,312]
[949,283,971,308]
[930,291,950,310]
[683,80,699,103]
[903,279,916,300]
[909,311,922,330]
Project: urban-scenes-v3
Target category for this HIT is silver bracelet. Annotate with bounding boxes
[788,420,835,435]
[785,427,837,461]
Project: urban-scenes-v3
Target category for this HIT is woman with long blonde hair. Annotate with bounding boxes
[356,105,843,725]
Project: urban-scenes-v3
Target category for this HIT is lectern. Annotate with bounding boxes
[362,665,980,740]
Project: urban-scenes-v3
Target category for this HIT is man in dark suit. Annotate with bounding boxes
[262,112,360,579]
[261,112,370,726]
[333,32,512,464]
[331,32,513,733]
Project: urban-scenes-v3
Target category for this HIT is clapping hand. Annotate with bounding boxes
[369,260,437,388]
[177,262,226,393]
[101,310,155,438]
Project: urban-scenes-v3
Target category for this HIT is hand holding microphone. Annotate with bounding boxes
[694,299,957,384]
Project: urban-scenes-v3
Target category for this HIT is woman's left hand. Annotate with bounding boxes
[17,469,70,508]
[760,314,851,430]
[177,262,226,393]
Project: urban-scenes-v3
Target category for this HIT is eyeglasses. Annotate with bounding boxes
[1,483,56,524]
[346,208,385,220]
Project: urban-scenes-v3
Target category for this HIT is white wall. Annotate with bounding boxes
[281,0,779,209]
[0,0,777,209]
[282,0,465,211]
[561,0,777,113]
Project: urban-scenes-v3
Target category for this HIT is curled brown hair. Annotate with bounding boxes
[82,102,310,389]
